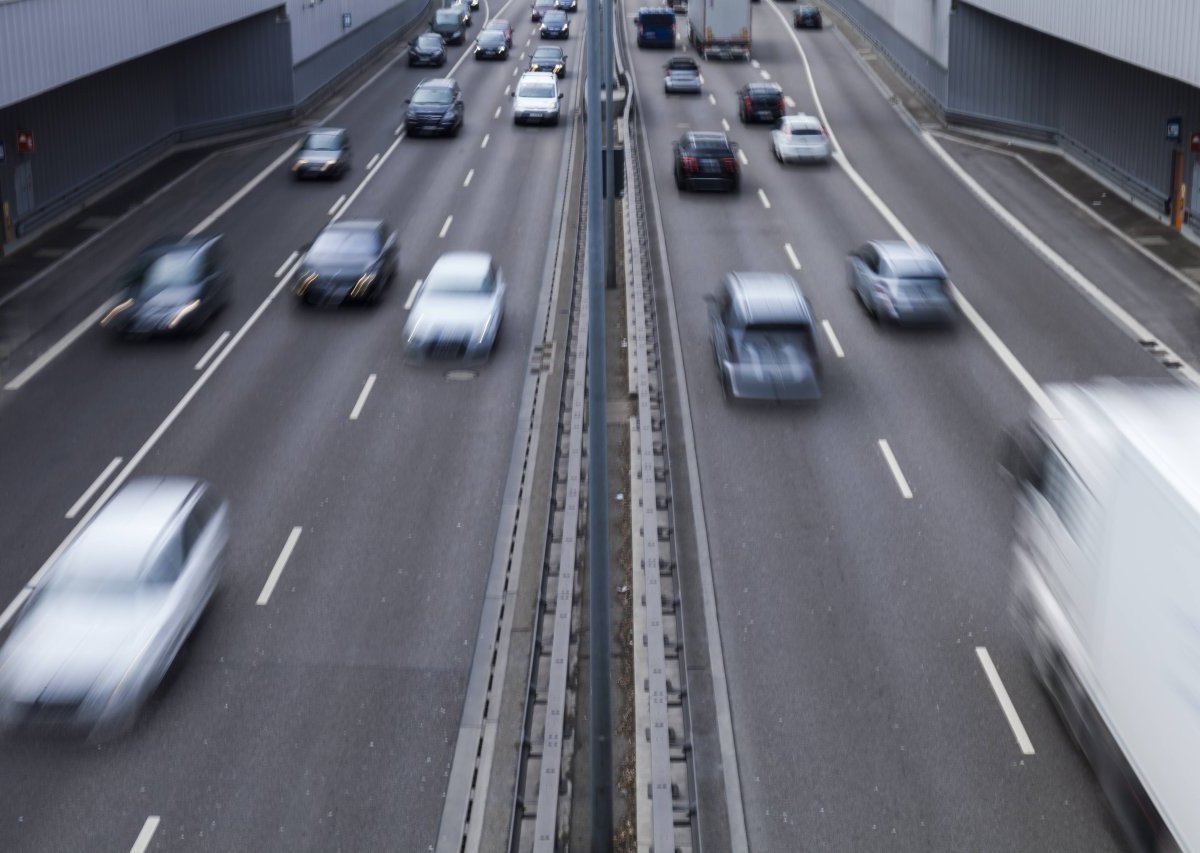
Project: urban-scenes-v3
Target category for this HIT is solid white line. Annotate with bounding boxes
[65,457,124,519]
[274,251,299,278]
[760,70,771,80]
[129,816,161,853]
[878,439,913,499]
[495,105,502,119]
[720,118,730,132]
[482,134,490,148]
[757,188,771,210]
[737,149,748,166]
[257,526,302,606]
[327,193,347,216]
[464,168,475,187]
[976,647,1036,755]
[405,279,423,310]
[194,330,231,371]
[708,93,716,106]
[349,373,377,421]
[784,242,801,270]
[439,215,454,239]
[3,303,108,391]
[784,95,796,108]
[821,320,844,358]
[189,142,300,236]
[331,132,404,222]
[922,131,1200,388]
[366,153,380,171]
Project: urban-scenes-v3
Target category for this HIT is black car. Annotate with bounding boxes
[409,32,447,66]
[539,9,569,38]
[100,237,230,335]
[794,4,822,27]
[673,132,740,192]
[528,46,567,77]
[291,127,351,180]
[474,29,509,59]
[555,0,578,10]
[430,8,465,44]
[737,82,786,124]
[405,78,465,137]
[483,18,514,47]
[295,221,398,307]
[531,0,555,22]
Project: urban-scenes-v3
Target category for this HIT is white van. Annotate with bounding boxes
[511,71,563,125]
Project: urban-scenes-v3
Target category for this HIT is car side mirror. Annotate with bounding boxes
[509,91,515,97]
[404,98,411,104]
[703,294,716,304]
[558,92,564,100]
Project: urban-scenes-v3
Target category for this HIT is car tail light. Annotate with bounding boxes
[743,96,752,112]
[680,155,699,172]
[720,156,737,173]
[776,96,785,112]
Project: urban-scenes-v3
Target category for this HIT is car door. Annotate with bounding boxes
[708,286,734,369]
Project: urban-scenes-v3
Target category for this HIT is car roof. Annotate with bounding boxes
[746,82,782,93]
[429,251,492,279]
[520,71,558,83]
[417,77,456,89]
[639,6,675,13]
[305,126,344,136]
[726,273,812,324]
[873,241,945,277]
[686,131,731,146]
[533,45,564,55]
[322,219,382,235]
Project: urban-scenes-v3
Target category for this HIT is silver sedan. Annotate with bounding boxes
[848,241,955,325]
[770,114,831,163]
[404,252,506,361]
[0,478,228,739]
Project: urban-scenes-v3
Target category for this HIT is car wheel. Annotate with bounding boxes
[720,370,733,402]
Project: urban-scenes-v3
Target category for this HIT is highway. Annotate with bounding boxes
[623,1,1175,850]
[0,1,584,849]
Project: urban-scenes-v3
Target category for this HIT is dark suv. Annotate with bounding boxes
[737,82,786,124]
[672,132,740,192]
[431,8,466,44]
[405,78,465,137]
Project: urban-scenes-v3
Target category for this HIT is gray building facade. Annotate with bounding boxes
[824,0,1200,229]
[0,0,431,244]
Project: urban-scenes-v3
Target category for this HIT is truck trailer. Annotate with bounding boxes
[687,0,750,60]
[1006,380,1200,853]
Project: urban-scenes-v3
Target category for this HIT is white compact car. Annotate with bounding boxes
[512,71,563,125]
[770,113,831,163]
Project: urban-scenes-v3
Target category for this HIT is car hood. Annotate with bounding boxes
[408,101,455,115]
[297,148,340,162]
[303,258,373,279]
[407,294,499,335]
[0,593,166,702]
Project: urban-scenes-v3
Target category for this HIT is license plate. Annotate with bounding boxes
[701,158,719,173]
[757,110,772,119]
[528,112,543,119]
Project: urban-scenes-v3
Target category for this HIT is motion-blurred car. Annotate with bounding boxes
[449,1,471,26]
[847,241,954,325]
[555,0,578,10]
[291,127,351,180]
[475,29,509,59]
[531,0,555,21]
[528,46,567,77]
[794,4,822,27]
[409,32,448,66]
[295,221,398,307]
[100,236,230,336]
[405,78,465,136]
[770,113,830,163]
[540,9,570,38]
[707,273,822,401]
[672,132,740,192]
[403,252,506,361]
[512,71,563,125]
[737,82,786,124]
[0,478,228,739]
[663,56,701,94]
[431,8,466,44]
[483,17,514,47]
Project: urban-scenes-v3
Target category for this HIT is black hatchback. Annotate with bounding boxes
[737,82,786,124]
[431,8,466,44]
[474,29,509,59]
[295,221,398,307]
[794,4,822,28]
[409,33,447,66]
[540,9,570,38]
[673,132,740,192]
[405,78,465,137]
[100,237,230,336]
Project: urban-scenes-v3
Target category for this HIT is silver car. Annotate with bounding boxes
[770,114,831,163]
[404,252,506,361]
[707,272,822,401]
[848,241,955,325]
[0,478,228,739]
[512,71,563,125]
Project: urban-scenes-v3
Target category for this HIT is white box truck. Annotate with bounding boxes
[687,0,750,60]
[1005,381,1200,852]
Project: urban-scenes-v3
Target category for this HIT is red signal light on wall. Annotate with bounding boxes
[16,131,33,155]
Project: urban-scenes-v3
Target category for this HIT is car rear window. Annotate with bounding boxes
[789,127,823,136]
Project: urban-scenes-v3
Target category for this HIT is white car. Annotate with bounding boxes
[512,71,563,125]
[404,252,506,361]
[770,113,831,163]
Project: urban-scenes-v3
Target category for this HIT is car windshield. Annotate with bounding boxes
[412,87,453,105]
[302,132,341,151]
[417,34,442,48]
[486,19,509,30]
[519,82,556,98]
[480,32,505,44]
[533,49,561,60]
[308,231,377,262]
[544,11,566,21]
[435,10,459,23]
[427,267,491,294]
[129,249,201,295]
